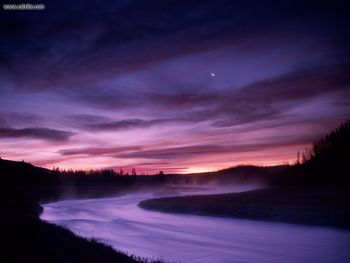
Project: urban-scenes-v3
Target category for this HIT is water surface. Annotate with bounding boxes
[41,186,350,263]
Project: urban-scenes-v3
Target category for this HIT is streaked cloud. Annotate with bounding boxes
[59,146,142,156]
[0,127,74,141]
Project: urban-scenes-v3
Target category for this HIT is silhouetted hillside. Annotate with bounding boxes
[1,158,52,184]
[302,120,350,184]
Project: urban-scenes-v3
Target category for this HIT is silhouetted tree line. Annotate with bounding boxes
[42,166,167,195]
[273,120,350,186]
[300,120,350,184]
[1,157,167,205]
[303,120,350,164]
[49,166,165,185]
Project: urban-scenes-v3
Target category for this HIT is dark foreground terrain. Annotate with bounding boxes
[139,187,350,229]
[3,214,142,263]
[1,158,152,263]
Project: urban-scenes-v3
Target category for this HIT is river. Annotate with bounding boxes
[41,185,350,263]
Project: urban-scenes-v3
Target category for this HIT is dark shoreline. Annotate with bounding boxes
[2,159,158,263]
[4,195,147,263]
[139,188,350,230]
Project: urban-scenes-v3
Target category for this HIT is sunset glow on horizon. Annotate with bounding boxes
[1,1,349,174]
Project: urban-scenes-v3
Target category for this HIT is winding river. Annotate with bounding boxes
[41,186,350,263]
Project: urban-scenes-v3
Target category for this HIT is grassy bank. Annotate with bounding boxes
[3,201,145,263]
[139,187,350,229]
[3,214,143,263]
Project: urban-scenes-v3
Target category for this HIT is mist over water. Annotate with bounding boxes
[41,185,350,263]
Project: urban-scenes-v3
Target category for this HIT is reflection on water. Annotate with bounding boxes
[41,186,350,263]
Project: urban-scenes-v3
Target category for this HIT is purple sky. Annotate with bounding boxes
[1,0,349,173]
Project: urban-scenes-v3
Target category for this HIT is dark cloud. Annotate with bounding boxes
[0,112,43,126]
[236,65,350,103]
[66,114,112,124]
[0,127,74,141]
[86,118,177,131]
[66,88,142,110]
[1,0,349,92]
[118,145,224,159]
[149,82,218,108]
[117,136,313,160]
[208,64,350,127]
[59,146,142,156]
[0,117,5,126]
[0,0,239,91]
[134,162,172,166]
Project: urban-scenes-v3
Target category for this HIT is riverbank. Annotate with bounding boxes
[1,158,157,263]
[139,187,350,229]
[42,192,350,263]
[3,191,148,263]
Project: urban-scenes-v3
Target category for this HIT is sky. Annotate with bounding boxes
[0,0,349,174]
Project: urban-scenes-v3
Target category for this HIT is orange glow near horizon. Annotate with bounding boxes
[2,142,304,175]
[0,118,343,175]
